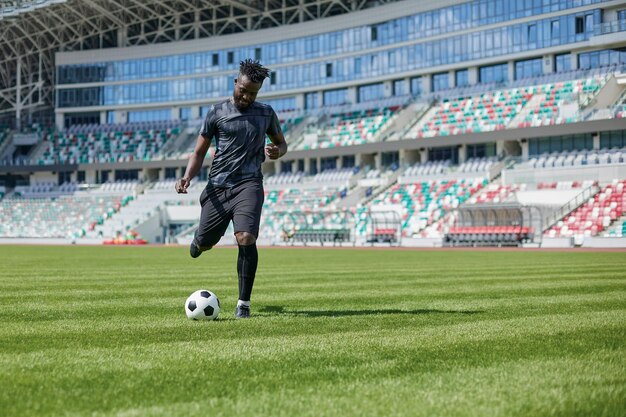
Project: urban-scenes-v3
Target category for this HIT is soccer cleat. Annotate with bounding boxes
[235,305,250,319]
[189,241,202,258]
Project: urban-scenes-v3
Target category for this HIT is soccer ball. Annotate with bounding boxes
[185,290,220,320]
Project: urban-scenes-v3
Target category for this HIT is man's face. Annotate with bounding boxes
[233,75,262,110]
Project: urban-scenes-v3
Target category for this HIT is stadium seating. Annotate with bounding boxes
[39,121,180,164]
[297,107,398,150]
[371,178,487,236]
[413,89,531,138]
[411,77,605,138]
[0,195,130,238]
[515,78,604,128]
[447,226,533,246]
[457,157,499,173]
[401,160,451,178]
[468,183,521,204]
[525,148,626,169]
[545,180,626,238]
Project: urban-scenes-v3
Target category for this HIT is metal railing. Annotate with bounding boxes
[594,20,626,36]
[543,183,600,232]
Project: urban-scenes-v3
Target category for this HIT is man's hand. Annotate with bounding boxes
[265,143,282,160]
[175,177,191,193]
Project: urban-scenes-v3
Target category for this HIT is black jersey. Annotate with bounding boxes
[199,99,282,188]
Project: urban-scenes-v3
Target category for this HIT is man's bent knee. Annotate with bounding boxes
[235,232,256,246]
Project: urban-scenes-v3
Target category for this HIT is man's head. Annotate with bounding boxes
[232,59,270,110]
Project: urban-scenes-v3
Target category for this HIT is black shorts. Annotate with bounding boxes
[193,179,264,248]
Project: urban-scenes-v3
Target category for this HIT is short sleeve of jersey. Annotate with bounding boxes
[266,108,282,137]
[199,106,217,139]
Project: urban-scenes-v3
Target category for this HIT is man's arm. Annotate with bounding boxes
[175,135,211,193]
[265,131,287,160]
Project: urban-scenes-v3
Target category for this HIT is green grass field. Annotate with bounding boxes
[1,246,625,417]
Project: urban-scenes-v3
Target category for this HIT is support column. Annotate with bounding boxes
[458,144,467,164]
[419,148,428,163]
[571,52,579,70]
[374,153,382,170]
[520,140,529,160]
[593,133,600,150]
[468,67,479,85]
[543,54,554,74]
[348,87,357,105]
[55,112,64,130]
[295,94,305,111]
[383,80,393,98]
[496,141,505,157]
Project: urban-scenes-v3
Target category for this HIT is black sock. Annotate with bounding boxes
[237,243,258,302]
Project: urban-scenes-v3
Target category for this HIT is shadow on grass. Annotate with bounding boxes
[258,305,483,317]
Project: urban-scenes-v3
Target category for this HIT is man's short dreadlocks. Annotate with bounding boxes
[239,59,270,84]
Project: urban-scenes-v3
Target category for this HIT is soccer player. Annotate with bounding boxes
[175,59,287,319]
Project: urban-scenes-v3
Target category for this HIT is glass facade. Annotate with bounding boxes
[467,143,496,158]
[578,48,626,69]
[410,77,422,96]
[56,5,606,108]
[455,69,469,87]
[554,53,571,72]
[515,57,543,80]
[479,63,508,83]
[432,72,449,92]
[529,133,594,155]
[128,109,172,122]
[263,97,297,112]
[600,130,626,149]
[393,79,406,96]
[358,83,385,102]
[305,92,320,109]
[323,89,349,106]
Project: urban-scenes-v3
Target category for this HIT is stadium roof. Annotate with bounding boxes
[0,0,399,125]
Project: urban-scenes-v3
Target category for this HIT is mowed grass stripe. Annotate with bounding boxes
[2,313,623,416]
[0,246,624,417]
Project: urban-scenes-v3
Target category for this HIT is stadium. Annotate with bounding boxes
[1,0,625,416]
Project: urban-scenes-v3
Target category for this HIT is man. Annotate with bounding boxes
[175,59,287,319]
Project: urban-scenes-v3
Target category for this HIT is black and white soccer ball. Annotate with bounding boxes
[185,290,220,320]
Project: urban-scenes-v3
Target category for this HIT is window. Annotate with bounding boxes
[455,69,469,87]
[515,58,543,80]
[585,14,594,33]
[554,53,570,73]
[600,130,626,149]
[551,20,560,38]
[467,143,496,158]
[305,92,319,110]
[323,89,348,106]
[179,107,191,121]
[212,53,219,66]
[527,24,537,43]
[393,79,406,96]
[432,72,449,92]
[575,16,584,34]
[77,171,86,183]
[479,63,508,84]
[227,51,234,65]
[254,48,261,60]
[410,77,422,96]
[165,168,177,179]
[270,72,276,85]
[358,83,384,102]
[354,58,361,75]
[371,26,378,41]
[326,63,333,78]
